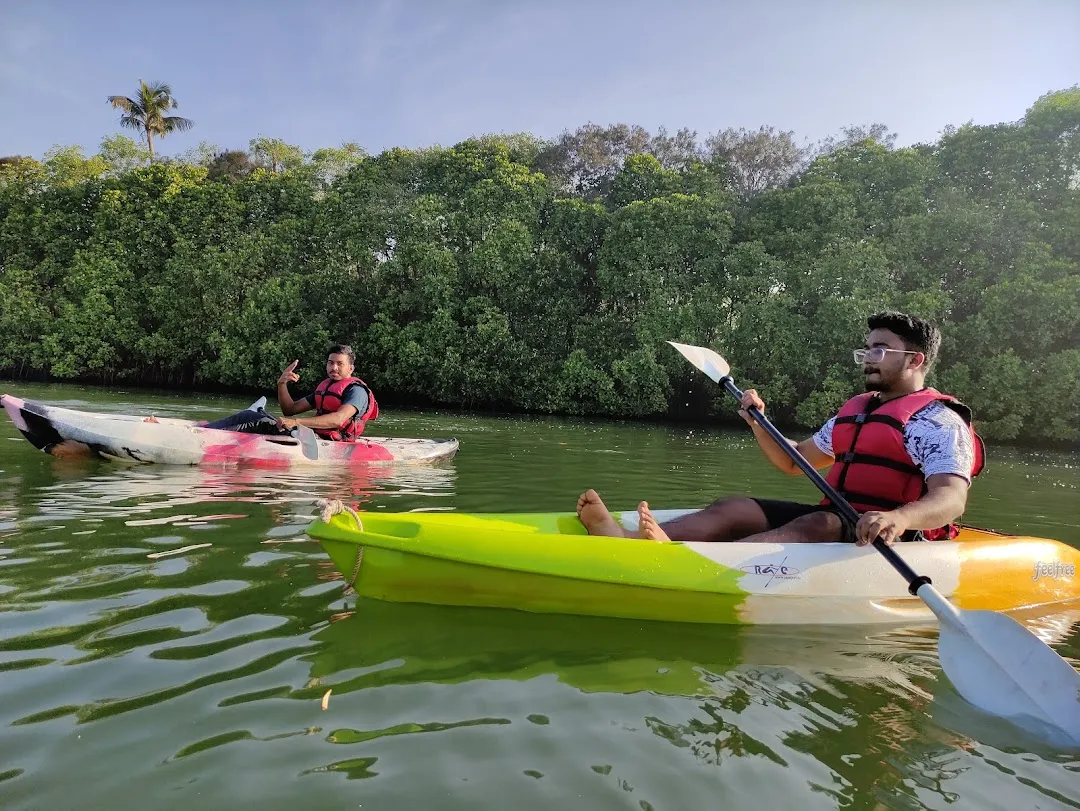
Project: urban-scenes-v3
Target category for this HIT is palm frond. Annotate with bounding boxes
[108,95,137,112]
[144,80,172,97]
[142,81,176,110]
[118,113,144,132]
[160,116,195,134]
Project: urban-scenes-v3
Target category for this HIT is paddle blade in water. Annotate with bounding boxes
[296,426,320,461]
[936,606,1080,746]
[667,341,731,382]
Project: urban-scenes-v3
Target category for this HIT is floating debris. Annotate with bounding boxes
[321,689,332,711]
[126,514,197,527]
[146,543,212,559]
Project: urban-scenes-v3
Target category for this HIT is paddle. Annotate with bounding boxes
[668,340,1080,745]
[293,425,320,461]
[253,399,319,460]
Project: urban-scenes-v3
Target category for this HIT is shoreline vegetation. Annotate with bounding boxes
[0,85,1077,444]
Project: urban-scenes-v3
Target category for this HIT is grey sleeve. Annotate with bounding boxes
[341,384,370,416]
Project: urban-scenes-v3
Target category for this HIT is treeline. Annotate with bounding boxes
[0,88,1078,442]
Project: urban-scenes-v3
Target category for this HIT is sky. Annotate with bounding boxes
[1,0,1078,161]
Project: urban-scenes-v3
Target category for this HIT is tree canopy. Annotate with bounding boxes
[2,86,1078,443]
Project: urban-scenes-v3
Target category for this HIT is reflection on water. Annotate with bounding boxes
[1,384,1079,809]
[23,459,457,522]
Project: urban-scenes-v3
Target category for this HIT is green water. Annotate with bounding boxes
[1,382,1078,810]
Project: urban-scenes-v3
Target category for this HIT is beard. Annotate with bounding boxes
[864,374,884,392]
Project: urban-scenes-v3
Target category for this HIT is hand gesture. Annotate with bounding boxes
[738,388,765,426]
[277,360,300,387]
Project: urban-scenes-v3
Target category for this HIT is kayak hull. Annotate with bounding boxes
[308,509,1080,625]
[2,394,458,467]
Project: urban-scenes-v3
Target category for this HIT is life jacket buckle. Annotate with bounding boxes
[855,413,867,424]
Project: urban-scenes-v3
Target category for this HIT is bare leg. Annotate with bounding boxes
[738,510,844,544]
[577,489,632,538]
[653,496,772,542]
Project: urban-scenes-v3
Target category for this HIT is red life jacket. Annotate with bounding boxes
[822,388,986,541]
[311,377,379,442]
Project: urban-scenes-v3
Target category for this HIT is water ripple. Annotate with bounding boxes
[1,392,1078,810]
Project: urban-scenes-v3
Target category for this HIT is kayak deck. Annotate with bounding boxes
[306,508,1080,625]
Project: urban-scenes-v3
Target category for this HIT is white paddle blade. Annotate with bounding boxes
[296,426,320,461]
[935,604,1080,746]
[667,341,731,383]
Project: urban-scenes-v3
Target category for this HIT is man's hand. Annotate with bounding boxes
[277,360,300,387]
[277,417,299,431]
[854,510,910,547]
[738,389,765,426]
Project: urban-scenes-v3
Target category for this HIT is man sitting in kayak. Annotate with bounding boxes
[577,311,985,547]
[273,344,379,441]
[160,344,379,441]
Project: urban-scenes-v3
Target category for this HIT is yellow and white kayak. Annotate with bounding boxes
[306,506,1080,625]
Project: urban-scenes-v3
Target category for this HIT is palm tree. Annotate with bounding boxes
[107,81,194,163]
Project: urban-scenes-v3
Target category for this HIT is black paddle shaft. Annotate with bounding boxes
[720,376,931,595]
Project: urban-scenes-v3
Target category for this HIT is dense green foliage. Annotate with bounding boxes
[1,88,1078,442]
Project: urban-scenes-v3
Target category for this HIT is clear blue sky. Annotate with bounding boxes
[1,0,1077,160]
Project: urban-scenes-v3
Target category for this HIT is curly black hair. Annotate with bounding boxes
[327,344,356,366]
[867,311,941,368]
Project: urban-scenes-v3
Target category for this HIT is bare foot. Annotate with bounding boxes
[637,501,671,541]
[143,415,159,423]
[577,489,631,537]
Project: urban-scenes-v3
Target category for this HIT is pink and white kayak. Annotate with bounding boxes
[1,394,459,468]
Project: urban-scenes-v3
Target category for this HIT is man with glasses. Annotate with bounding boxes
[577,312,985,546]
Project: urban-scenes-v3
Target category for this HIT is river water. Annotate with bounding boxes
[1,382,1078,810]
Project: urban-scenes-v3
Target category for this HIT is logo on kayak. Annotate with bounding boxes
[740,558,801,587]
[1033,561,1075,581]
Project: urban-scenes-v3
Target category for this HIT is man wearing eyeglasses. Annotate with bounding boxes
[577,311,985,547]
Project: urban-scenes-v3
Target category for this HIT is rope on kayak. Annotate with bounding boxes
[317,498,363,530]
[316,498,364,592]
[346,547,364,593]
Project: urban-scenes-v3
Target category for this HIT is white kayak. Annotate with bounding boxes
[2,394,459,467]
